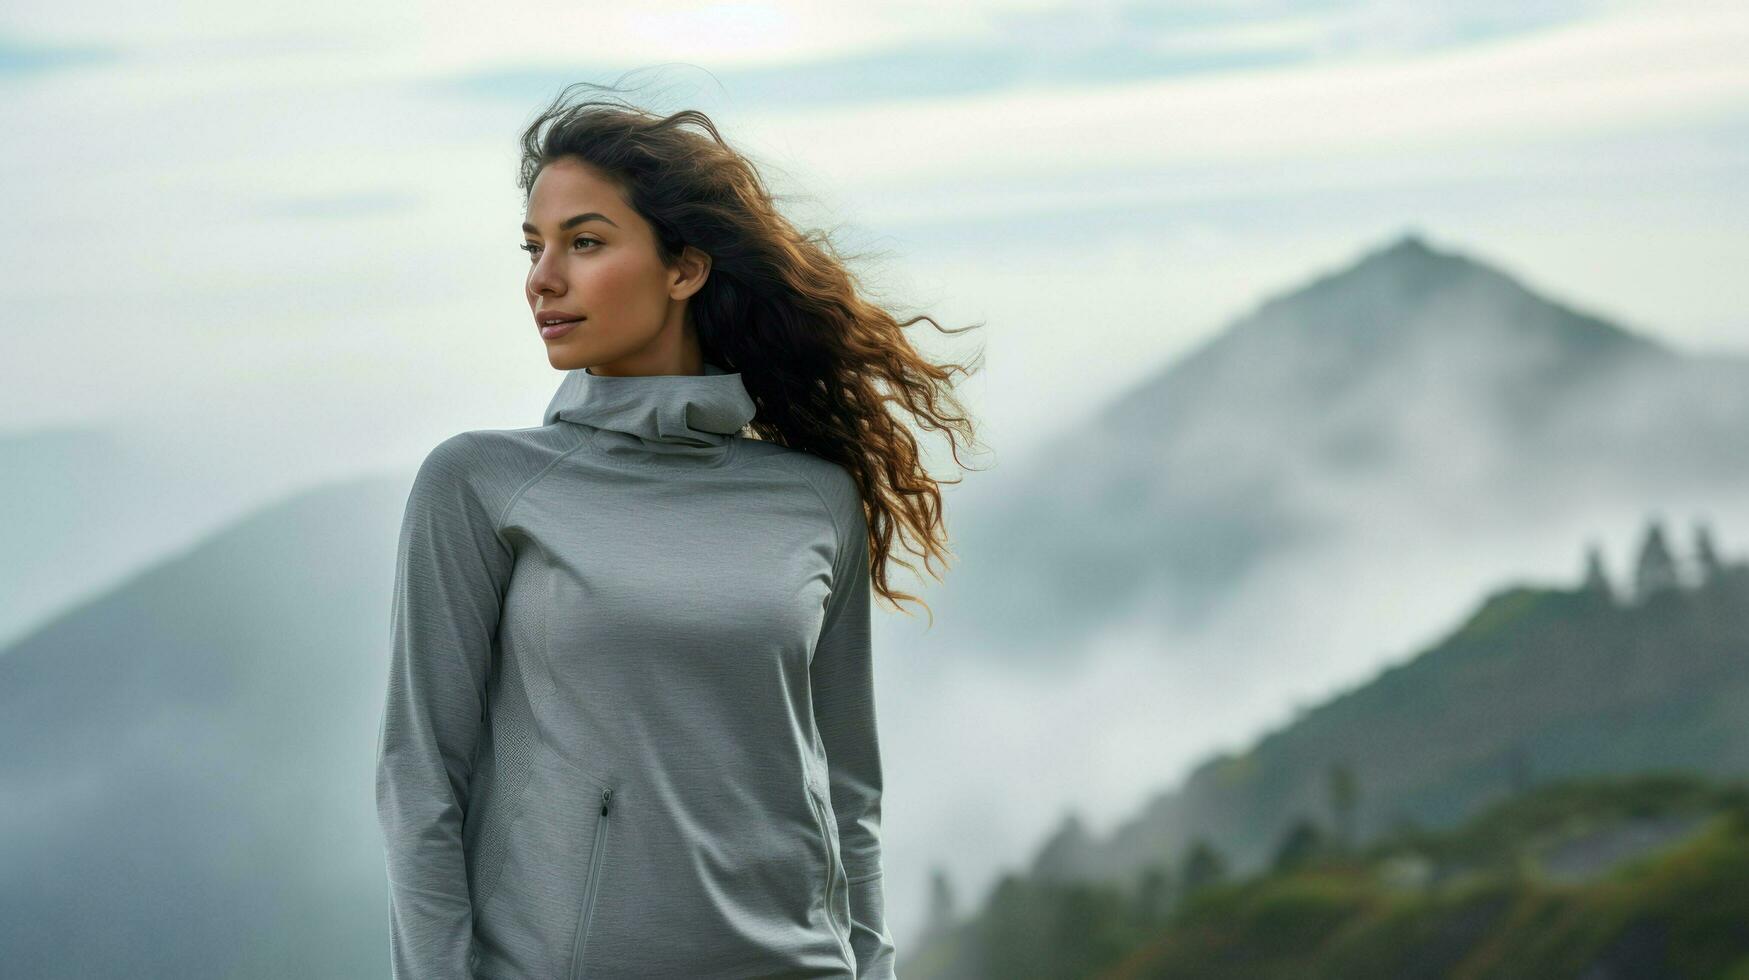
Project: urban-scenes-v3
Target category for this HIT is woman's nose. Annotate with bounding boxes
[528,256,562,295]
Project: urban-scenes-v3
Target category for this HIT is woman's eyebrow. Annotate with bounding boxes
[522,212,620,233]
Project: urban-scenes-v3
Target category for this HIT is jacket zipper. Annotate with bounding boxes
[567,787,613,980]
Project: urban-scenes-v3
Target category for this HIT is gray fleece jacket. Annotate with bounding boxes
[375,361,895,979]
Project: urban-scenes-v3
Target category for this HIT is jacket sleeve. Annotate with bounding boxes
[810,471,898,978]
[375,432,514,980]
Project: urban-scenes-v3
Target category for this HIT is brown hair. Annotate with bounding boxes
[517,80,985,623]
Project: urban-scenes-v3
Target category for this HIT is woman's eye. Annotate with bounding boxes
[519,238,599,260]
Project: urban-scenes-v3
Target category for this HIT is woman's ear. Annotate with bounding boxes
[670,245,712,301]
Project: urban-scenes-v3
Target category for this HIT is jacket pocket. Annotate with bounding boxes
[471,740,616,980]
[565,782,614,980]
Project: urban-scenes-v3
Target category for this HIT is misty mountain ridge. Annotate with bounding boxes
[901,522,1749,976]
[933,231,1749,660]
[0,473,411,980]
[1024,517,1749,891]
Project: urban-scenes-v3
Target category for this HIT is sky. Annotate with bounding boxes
[3,0,1745,495]
[4,0,1748,953]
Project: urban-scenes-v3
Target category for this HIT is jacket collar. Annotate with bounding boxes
[541,360,757,449]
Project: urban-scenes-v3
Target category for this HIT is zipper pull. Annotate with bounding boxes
[601,788,613,816]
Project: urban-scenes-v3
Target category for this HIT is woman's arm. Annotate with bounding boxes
[810,466,898,979]
[375,432,514,980]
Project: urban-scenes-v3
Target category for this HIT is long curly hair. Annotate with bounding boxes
[516,80,985,623]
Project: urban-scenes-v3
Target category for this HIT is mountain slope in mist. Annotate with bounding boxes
[0,427,210,648]
[0,475,408,980]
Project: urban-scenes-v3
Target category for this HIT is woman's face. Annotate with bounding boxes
[522,156,710,375]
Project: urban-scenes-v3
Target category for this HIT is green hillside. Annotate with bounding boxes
[903,524,1749,978]
[908,773,1749,979]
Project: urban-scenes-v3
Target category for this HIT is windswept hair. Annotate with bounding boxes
[517,80,985,623]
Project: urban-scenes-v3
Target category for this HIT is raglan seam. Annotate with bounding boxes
[770,455,848,587]
[491,428,591,551]
[751,453,857,851]
[408,431,536,715]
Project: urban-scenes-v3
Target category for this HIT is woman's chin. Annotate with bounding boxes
[546,344,595,371]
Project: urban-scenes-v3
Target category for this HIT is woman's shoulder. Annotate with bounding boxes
[410,425,582,513]
[739,440,852,489]
[740,444,862,536]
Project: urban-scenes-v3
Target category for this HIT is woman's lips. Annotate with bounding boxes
[540,317,583,340]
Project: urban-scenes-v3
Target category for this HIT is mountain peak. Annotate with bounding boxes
[1087,229,1669,453]
[1346,229,1469,285]
[1382,229,1434,258]
[1245,229,1628,351]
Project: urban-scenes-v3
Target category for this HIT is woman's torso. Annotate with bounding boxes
[458,422,860,979]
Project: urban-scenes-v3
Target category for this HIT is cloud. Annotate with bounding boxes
[250,190,421,220]
[0,36,122,78]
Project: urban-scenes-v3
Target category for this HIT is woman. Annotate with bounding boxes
[375,81,981,980]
